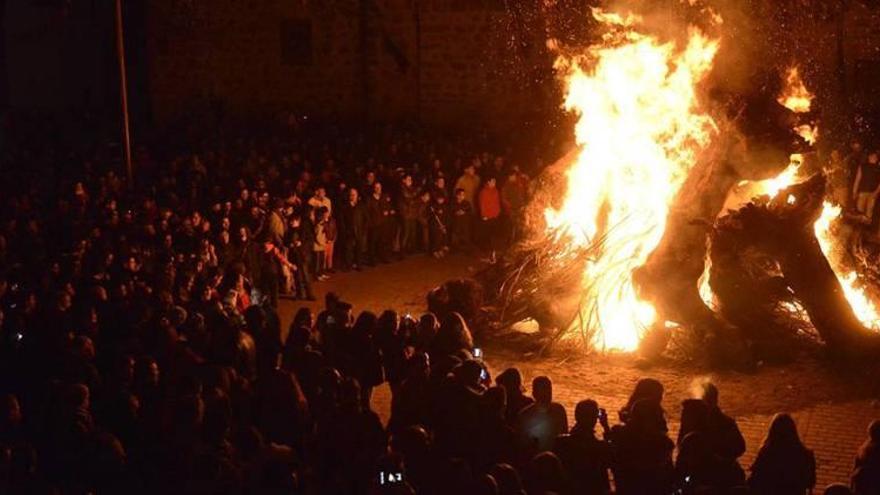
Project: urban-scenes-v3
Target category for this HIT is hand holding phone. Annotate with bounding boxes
[598,408,610,429]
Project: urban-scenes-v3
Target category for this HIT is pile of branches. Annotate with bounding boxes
[479,224,631,353]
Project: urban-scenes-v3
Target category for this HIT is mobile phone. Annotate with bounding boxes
[378,471,404,485]
[473,347,483,359]
[480,367,488,381]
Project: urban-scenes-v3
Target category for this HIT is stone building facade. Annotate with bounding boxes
[144,0,557,134]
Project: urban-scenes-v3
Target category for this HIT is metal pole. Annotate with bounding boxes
[414,0,421,125]
[115,0,133,188]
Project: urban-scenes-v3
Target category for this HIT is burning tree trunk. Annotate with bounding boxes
[710,175,878,353]
[633,113,797,340]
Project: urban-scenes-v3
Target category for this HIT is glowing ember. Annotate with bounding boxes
[814,203,880,330]
[545,9,719,351]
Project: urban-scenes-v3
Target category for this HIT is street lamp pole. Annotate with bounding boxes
[114,0,133,188]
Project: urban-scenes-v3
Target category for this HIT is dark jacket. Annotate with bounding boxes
[366,193,393,228]
[339,199,368,240]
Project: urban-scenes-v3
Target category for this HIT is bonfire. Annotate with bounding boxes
[483,4,880,363]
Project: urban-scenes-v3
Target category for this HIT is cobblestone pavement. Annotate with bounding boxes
[279,253,880,490]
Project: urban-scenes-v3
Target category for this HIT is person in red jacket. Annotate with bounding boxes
[478,177,502,264]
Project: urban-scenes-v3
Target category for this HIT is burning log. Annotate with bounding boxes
[634,72,810,342]
[710,175,880,353]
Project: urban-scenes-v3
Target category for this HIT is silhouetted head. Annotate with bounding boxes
[489,463,525,495]
[496,368,525,396]
[700,382,719,408]
[574,400,599,428]
[532,376,552,405]
[763,413,804,451]
[824,483,853,495]
[868,419,880,443]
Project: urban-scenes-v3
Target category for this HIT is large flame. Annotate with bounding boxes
[545,10,719,351]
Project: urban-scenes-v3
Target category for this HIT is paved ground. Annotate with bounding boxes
[278,253,880,490]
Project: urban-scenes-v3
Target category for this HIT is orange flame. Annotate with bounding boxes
[778,67,813,113]
[546,10,719,351]
[814,203,880,330]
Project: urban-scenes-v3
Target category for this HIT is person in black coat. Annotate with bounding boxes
[337,188,367,271]
[748,413,816,495]
[450,188,474,251]
[554,400,612,494]
[428,193,449,258]
[365,182,394,264]
[853,420,880,495]
[284,213,315,301]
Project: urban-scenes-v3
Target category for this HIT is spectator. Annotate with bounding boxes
[455,160,482,207]
[495,368,535,426]
[748,413,816,495]
[430,312,475,358]
[308,185,333,215]
[313,206,330,281]
[416,190,432,254]
[489,463,527,495]
[501,166,529,243]
[429,190,450,258]
[388,352,430,433]
[827,483,854,495]
[700,382,746,462]
[284,212,316,300]
[516,376,568,454]
[554,399,612,494]
[349,311,385,408]
[399,174,421,254]
[478,177,502,264]
[366,182,394,264]
[339,187,367,271]
[525,451,570,495]
[450,188,474,251]
[610,398,675,495]
[674,398,746,494]
[852,151,880,223]
[852,419,880,494]
[619,377,665,427]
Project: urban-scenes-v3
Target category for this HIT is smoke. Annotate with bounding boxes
[689,375,715,399]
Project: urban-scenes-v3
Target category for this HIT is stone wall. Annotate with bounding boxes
[144,0,880,133]
[145,0,554,133]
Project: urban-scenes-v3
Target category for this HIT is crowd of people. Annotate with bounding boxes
[0,112,877,494]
